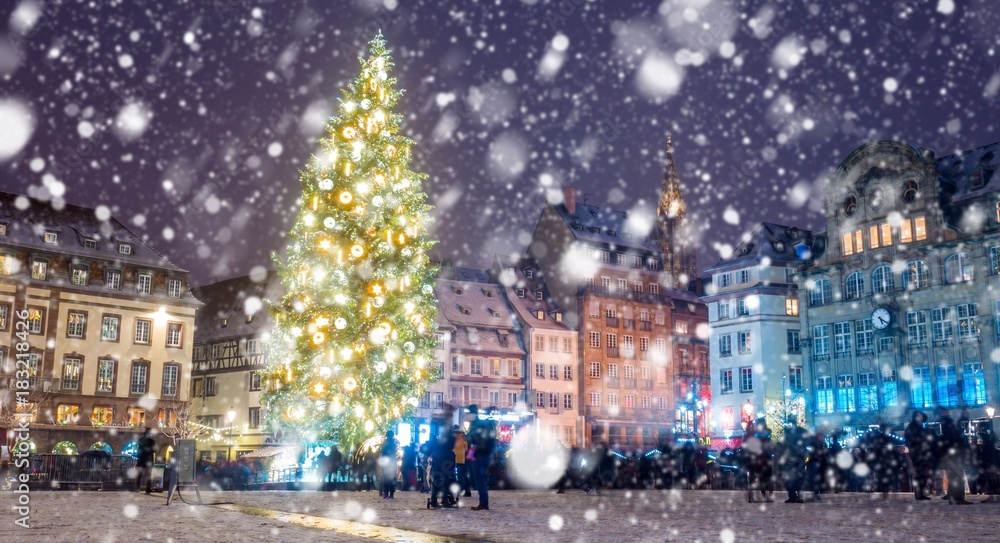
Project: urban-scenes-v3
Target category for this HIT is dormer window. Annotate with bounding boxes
[516,288,525,298]
[524,269,534,279]
[554,312,563,322]
[622,233,632,240]
[83,238,98,250]
[0,223,7,236]
[118,243,133,255]
[461,307,471,315]
[572,224,583,231]
[606,230,616,237]
[221,318,229,328]
[971,170,986,190]
[534,291,543,300]
[44,232,58,244]
[589,227,600,234]
[774,241,785,252]
[535,310,545,319]
[454,286,463,295]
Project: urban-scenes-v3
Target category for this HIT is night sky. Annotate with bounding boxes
[2,0,999,285]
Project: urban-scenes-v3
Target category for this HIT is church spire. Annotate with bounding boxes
[658,133,686,221]
[656,133,697,287]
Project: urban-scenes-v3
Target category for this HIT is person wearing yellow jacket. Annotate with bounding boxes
[452,425,472,497]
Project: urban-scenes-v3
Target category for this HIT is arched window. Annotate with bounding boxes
[872,266,894,293]
[903,260,929,289]
[809,278,833,306]
[902,180,919,202]
[845,272,864,300]
[945,253,974,283]
[843,195,858,217]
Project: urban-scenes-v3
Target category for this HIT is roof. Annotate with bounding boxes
[936,140,1000,205]
[492,254,574,332]
[0,191,187,273]
[192,272,282,343]
[552,202,661,253]
[435,278,516,329]
[439,266,491,283]
[705,222,813,272]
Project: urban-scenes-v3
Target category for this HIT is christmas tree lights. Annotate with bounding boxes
[261,33,438,447]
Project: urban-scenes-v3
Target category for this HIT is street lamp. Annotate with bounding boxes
[226,408,236,461]
[742,400,754,437]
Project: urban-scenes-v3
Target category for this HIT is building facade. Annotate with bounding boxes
[491,255,580,447]
[525,136,709,448]
[434,272,531,443]
[702,223,811,447]
[0,191,198,456]
[799,140,1000,437]
[190,273,280,461]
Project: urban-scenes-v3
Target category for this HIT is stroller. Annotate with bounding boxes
[427,436,458,509]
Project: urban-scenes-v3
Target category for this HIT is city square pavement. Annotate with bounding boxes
[9,488,1000,542]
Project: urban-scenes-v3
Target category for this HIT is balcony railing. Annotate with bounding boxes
[605,377,621,388]
[640,379,653,390]
[605,317,620,328]
[639,321,652,331]
[623,378,637,389]
[623,319,636,330]
[607,347,620,358]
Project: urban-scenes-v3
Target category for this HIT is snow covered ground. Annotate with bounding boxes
[11,488,1000,543]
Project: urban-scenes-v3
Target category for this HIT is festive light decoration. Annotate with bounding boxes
[260,33,439,447]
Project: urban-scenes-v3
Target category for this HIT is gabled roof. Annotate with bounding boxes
[0,191,187,272]
[551,202,661,253]
[492,254,573,332]
[192,272,282,342]
[435,278,516,330]
[705,222,813,272]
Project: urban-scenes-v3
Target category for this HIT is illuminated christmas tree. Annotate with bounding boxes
[261,33,438,447]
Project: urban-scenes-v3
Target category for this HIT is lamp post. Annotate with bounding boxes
[226,408,236,461]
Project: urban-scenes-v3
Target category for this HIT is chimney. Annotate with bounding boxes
[563,187,577,214]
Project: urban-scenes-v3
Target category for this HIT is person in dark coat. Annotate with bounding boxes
[939,410,972,504]
[466,405,497,510]
[135,428,158,493]
[401,443,418,491]
[380,431,398,499]
[905,411,934,500]
[781,419,809,503]
[746,418,775,503]
[428,429,457,508]
[867,425,895,500]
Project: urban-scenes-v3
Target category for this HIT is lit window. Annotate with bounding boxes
[67,312,86,338]
[785,298,799,316]
[913,216,927,241]
[91,406,114,426]
[96,358,116,393]
[31,260,48,281]
[71,266,89,286]
[57,404,80,424]
[44,232,58,244]
[101,315,120,341]
[900,219,913,243]
[61,358,82,391]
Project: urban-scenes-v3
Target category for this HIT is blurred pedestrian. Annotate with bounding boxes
[466,405,497,511]
[905,411,934,500]
[781,418,808,503]
[453,425,471,497]
[380,431,398,499]
[939,410,972,504]
[135,428,158,494]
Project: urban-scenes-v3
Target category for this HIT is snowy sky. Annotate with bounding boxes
[1,0,998,285]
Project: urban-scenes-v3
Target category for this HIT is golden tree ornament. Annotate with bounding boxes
[261,33,439,448]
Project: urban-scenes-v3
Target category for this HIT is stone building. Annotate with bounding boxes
[525,136,709,448]
[798,140,1000,438]
[701,223,812,447]
[190,273,280,461]
[433,269,531,443]
[0,191,198,456]
[491,255,580,447]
